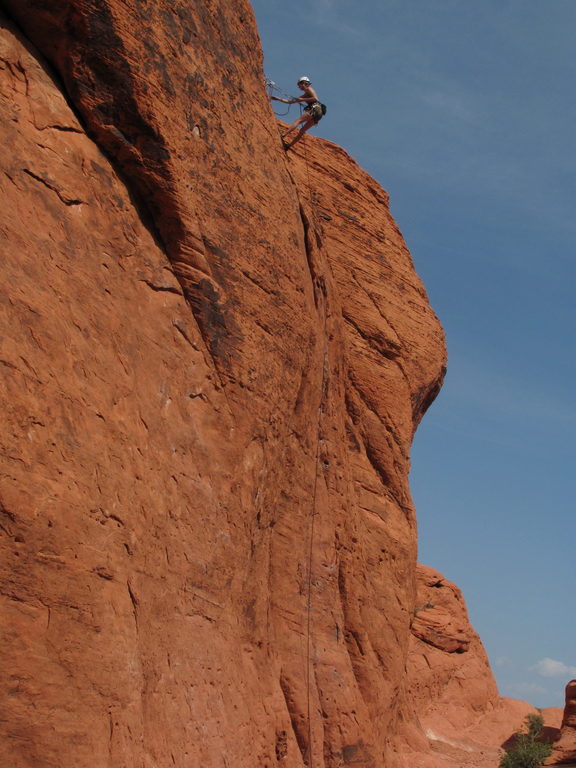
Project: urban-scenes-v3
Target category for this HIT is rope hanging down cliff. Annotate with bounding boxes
[267,72,330,768]
[304,342,328,768]
[301,151,329,768]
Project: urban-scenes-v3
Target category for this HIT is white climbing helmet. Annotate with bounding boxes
[298,76,311,85]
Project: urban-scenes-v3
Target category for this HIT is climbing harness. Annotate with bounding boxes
[303,101,325,125]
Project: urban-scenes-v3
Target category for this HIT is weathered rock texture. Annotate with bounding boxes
[399,565,559,767]
[408,565,499,731]
[546,680,576,765]
[0,3,448,767]
[0,0,561,766]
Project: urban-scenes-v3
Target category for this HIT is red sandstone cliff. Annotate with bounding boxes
[0,3,445,766]
[0,2,547,768]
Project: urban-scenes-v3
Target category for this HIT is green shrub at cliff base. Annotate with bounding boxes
[499,714,552,768]
[499,737,551,768]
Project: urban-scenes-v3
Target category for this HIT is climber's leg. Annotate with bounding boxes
[284,116,315,148]
[282,112,308,140]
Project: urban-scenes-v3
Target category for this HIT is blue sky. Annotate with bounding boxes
[251,0,575,709]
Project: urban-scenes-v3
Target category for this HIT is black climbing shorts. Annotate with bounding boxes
[305,102,324,124]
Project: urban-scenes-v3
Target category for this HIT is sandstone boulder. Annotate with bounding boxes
[399,565,563,768]
[408,565,500,726]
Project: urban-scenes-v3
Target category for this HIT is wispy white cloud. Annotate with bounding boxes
[508,681,549,696]
[532,658,576,679]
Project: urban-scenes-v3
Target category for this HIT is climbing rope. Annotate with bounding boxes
[265,75,301,117]
[304,337,329,768]
[306,417,321,768]
[302,153,327,768]
[266,72,326,765]
[303,140,320,232]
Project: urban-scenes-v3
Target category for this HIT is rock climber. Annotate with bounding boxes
[271,76,324,150]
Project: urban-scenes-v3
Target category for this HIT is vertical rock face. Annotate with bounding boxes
[547,681,576,765]
[0,3,446,768]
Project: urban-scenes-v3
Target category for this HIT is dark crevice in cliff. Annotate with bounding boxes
[279,674,310,765]
[0,7,170,258]
[0,499,16,538]
[363,436,412,517]
[298,201,325,310]
[127,581,139,630]
[338,563,371,716]
[22,168,83,205]
[40,124,83,133]
[138,279,182,296]
[342,310,401,362]
[363,436,392,489]
[1,3,234,373]
[345,381,399,498]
